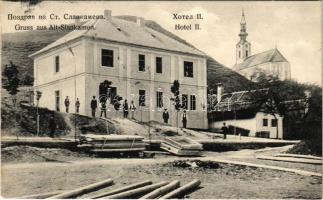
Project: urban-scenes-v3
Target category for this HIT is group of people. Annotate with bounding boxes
[162,109,188,128]
[64,96,80,114]
[63,95,190,128]
[90,96,137,119]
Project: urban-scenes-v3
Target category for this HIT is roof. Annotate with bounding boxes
[234,48,288,70]
[208,89,269,121]
[30,18,206,57]
[208,88,269,113]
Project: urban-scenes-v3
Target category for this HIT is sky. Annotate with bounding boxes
[2,1,322,85]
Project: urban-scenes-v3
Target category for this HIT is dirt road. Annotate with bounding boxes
[1,145,321,199]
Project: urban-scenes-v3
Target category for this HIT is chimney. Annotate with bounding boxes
[217,83,223,104]
[75,18,80,26]
[104,10,112,20]
[136,17,145,27]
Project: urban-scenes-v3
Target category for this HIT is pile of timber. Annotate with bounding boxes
[78,134,146,153]
[17,178,201,199]
[160,136,203,156]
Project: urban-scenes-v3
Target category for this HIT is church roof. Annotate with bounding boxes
[30,17,206,57]
[234,48,288,70]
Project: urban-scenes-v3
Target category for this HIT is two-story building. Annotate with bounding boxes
[30,10,208,129]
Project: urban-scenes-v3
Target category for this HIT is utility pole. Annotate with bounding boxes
[36,91,42,136]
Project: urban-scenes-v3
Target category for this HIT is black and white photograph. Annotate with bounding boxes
[1,0,322,199]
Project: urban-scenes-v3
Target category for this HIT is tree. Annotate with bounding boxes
[3,61,20,106]
[171,80,181,132]
[249,72,321,139]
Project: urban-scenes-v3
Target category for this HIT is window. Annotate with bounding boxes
[101,49,114,67]
[55,56,60,73]
[182,94,188,110]
[156,57,162,73]
[263,119,268,127]
[184,61,193,77]
[138,54,145,71]
[246,50,248,57]
[139,90,146,106]
[55,90,60,111]
[190,95,196,110]
[156,91,163,108]
[239,51,241,58]
[271,119,278,127]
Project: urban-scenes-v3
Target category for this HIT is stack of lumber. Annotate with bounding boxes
[78,134,146,153]
[160,136,203,156]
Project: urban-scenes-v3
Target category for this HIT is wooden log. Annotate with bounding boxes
[47,179,113,199]
[89,180,152,199]
[14,190,66,199]
[159,179,201,199]
[105,181,168,199]
[140,180,180,199]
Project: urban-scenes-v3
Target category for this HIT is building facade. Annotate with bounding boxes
[31,10,208,129]
[209,112,283,139]
[233,11,291,82]
[208,87,284,139]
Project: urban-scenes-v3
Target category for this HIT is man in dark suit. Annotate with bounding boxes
[91,96,98,117]
[163,108,169,123]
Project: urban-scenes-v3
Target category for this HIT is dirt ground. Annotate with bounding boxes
[1,145,322,199]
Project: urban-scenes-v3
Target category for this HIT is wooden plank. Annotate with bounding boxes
[82,134,144,141]
[90,143,146,149]
[140,180,180,199]
[90,148,145,153]
[164,137,202,150]
[196,157,322,177]
[105,181,169,199]
[275,153,322,160]
[89,181,152,199]
[159,179,201,199]
[256,155,322,165]
[47,179,113,199]
[160,143,201,156]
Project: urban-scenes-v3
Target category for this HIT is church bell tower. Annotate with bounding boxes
[236,10,251,64]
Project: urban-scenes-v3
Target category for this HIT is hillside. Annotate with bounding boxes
[2,15,253,91]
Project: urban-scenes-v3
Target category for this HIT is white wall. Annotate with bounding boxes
[34,39,85,86]
[35,75,86,114]
[239,61,291,81]
[33,37,208,129]
[255,112,283,138]
[209,112,284,139]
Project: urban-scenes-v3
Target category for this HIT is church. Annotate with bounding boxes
[233,11,291,82]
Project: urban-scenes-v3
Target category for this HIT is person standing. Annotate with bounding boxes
[182,110,187,128]
[163,108,169,124]
[221,122,228,139]
[123,99,129,118]
[64,96,70,113]
[75,98,80,114]
[129,100,136,119]
[49,115,56,138]
[91,96,98,117]
[100,101,107,118]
